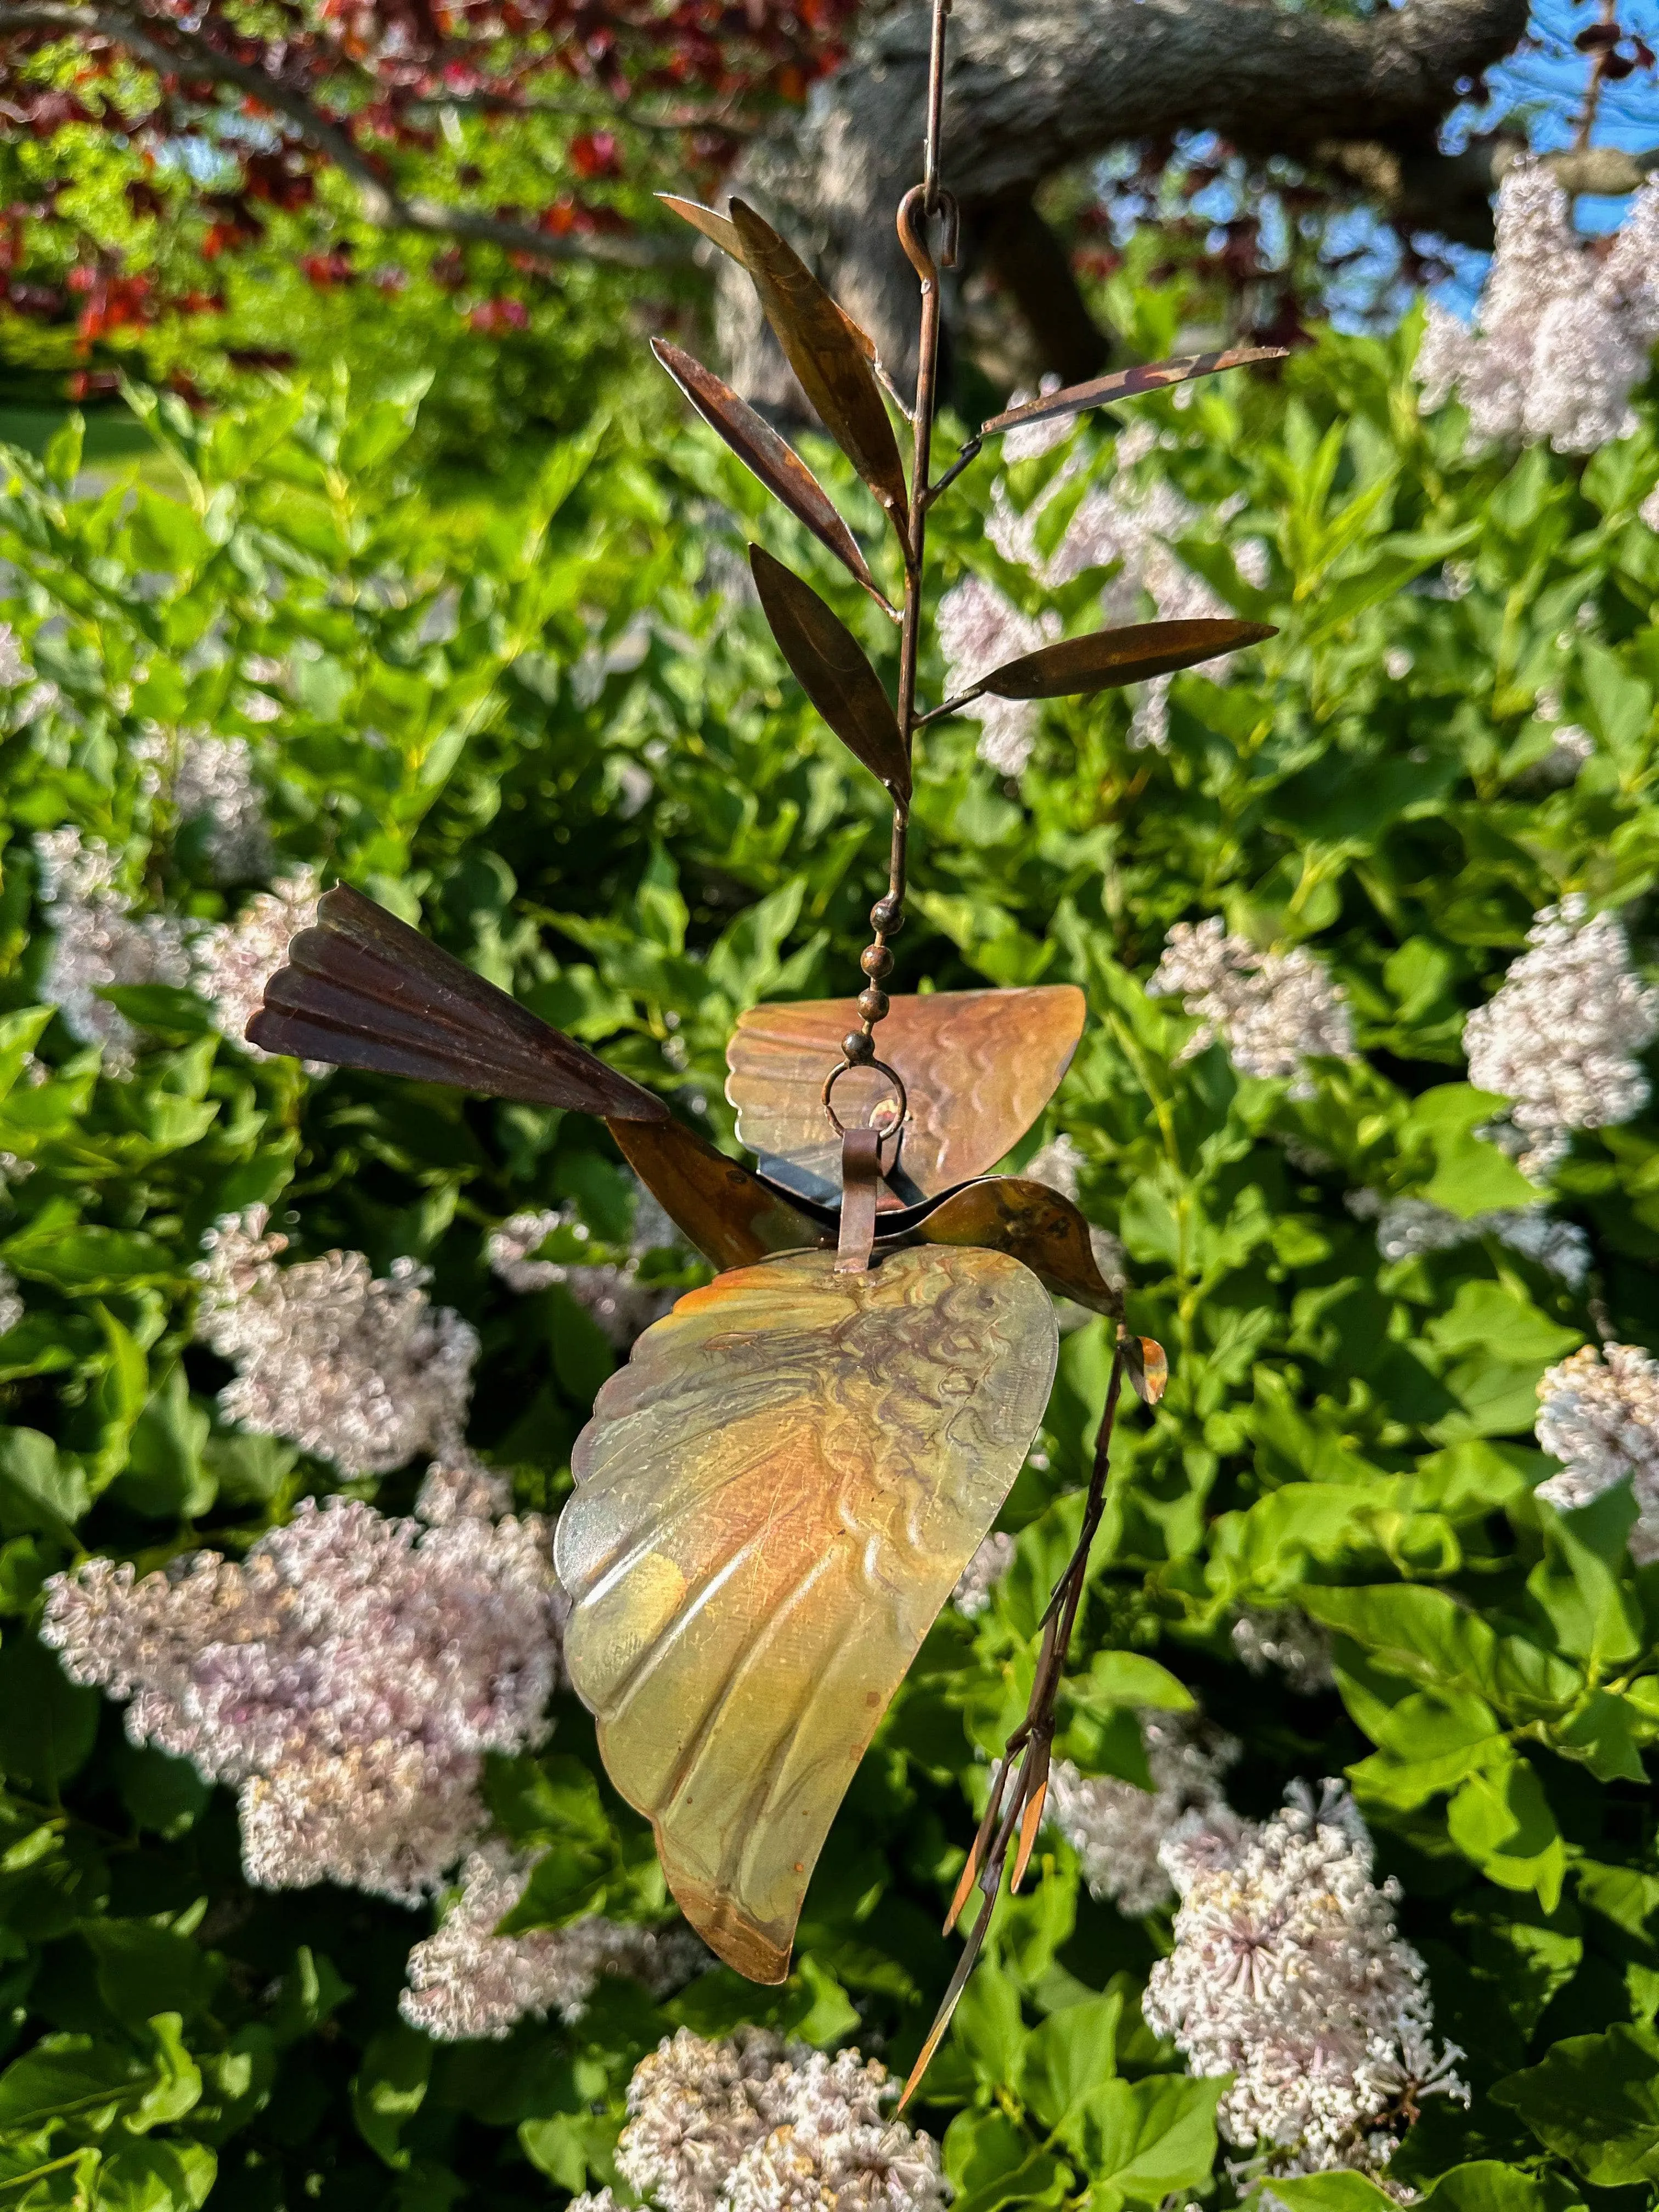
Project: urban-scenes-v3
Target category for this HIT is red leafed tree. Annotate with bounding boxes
[0,0,854,393]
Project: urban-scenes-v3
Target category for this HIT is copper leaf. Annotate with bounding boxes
[656,196,878,366]
[981,346,1287,439]
[978,617,1276,700]
[749,545,909,799]
[730,200,907,524]
[651,341,885,605]
[657,193,744,263]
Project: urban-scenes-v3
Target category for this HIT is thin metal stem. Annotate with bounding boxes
[899,1334,1132,2111]
[833,0,953,1081]
[921,0,951,211]
[914,680,985,729]
[923,432,983,508]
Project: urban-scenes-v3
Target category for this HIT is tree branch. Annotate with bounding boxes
[0,0,690,269]
[403,88,754,134]
[715,0,1545,401]
[977,190,1109,389]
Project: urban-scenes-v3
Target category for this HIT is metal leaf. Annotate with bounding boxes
[981,345,1288,439]
[1123,1335,1169,1406]
[909,1176,1122,1317]
[978,617,1276,701]
[651,341,888,607]
[555,1244,1058,1983]
[730,199,909,523]
[749,544,910,799]
[246,885,667,1121]
[658,193,744,263]
[656,195,879,367]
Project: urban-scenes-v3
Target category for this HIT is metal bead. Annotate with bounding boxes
[842,1030,876,1066]
[870,894,905,935]
[857,987,889,1023]
[860,944,894,979]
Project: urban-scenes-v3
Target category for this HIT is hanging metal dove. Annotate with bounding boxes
[246,0,1282,2100]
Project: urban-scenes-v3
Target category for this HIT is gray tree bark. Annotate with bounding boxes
[715,0,1538,408]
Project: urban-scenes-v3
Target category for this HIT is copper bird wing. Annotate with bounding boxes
[554,1245,1058,1981]
[248,885,667,1120]
[726,986,1086,1204]
[607,1114,825,1272]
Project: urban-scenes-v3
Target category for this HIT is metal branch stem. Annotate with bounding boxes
[840,0,955,1079]
[899,1333,1130,2109]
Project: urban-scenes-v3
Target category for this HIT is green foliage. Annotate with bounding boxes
[1,300,1658,2211]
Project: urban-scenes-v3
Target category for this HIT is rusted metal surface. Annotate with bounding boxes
[726,985,1087,1204]
[905,1175,1122,1317]
[901,1327,1140,2108]
[749,546,910,798]
[652,342,891,610]
[656,191,745,264]
[834,1127,884,1274]
[976,614,1275,701]
[729,198,910,530]
[980,343,1290,437]
[656,194,882,374]
[554,1245,1058,1985]
[608,1115,821,1271]
[247,885,668,1120]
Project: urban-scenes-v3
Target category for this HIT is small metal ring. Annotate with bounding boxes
[821,1057,909,1144]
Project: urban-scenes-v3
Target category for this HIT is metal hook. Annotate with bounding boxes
[898,185,960,287]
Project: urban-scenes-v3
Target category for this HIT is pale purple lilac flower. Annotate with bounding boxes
[618,2030,946,2212]
[34,827,190,1075]
[1463,895,1659,1179]
[1046,1711,1239,1916]
[1148,919,1354,1096]
[1143,1782,1466,2177]
[950,1531,1015,1618]
[1536,1340,1659,1560]
[190,867,321,1057]
[1417,165,1659,453]
[139,730,272,883]
[401,1843,706,2039]
[193,1207,478,1476]
[41,1483,560,1903]
[1362,1195,1590,1286]
[487,1188,688,1348]
[1231,1610,1336,1693]
[934,574,1060,775]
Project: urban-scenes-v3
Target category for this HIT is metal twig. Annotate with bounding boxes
[899,1333,1131,2109]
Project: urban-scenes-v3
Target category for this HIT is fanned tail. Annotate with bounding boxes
[246,884,667,1120]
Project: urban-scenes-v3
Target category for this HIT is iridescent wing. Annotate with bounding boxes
[726,986,1086,1204]
[555,1245,1058,1980]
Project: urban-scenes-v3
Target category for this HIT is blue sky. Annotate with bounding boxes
[1113,1,1659,327]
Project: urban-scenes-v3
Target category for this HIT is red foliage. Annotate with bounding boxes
[569,129,621,178]
[298,247,357,287]
[0,0,857,363]
[75,270,154,345]
[467,295,529,331]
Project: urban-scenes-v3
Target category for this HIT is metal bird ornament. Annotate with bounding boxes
[247,0,1281,2102]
